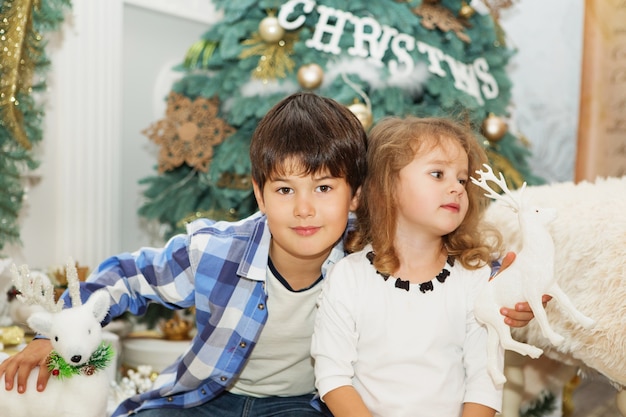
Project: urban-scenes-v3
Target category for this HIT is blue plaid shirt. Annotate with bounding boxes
[78,211,348,416]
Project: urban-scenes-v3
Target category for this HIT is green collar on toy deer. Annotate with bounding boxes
[47,342,114,379]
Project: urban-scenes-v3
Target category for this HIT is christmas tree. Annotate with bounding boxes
[139,0,543,240]
[0,0,72,252]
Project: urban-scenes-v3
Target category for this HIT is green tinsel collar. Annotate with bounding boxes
[47,342,114,379]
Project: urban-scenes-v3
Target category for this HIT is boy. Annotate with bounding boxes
[0,92,538,416]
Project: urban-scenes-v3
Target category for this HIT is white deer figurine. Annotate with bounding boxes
[470,165,595,385]
[0,259,112,417]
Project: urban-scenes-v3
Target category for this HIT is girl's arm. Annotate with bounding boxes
[461,402,496,417]
[323,386,374,417]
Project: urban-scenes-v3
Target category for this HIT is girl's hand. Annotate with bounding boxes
[500,295,552,328]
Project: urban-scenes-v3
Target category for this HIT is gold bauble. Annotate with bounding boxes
[297,63,324,90]
[348,102,373,131]
[0,326,25,346]
[481,113,508,142]
[258,16,285,43]
[459,1,476,19]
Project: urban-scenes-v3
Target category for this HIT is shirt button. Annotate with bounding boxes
[239,342,247,348]
[258,303,265,310]
[220,376,227,381]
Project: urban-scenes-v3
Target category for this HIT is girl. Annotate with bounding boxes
[311,116,505,417]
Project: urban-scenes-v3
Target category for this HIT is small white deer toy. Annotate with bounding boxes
[470,165,595,386]
[0,259,113,417]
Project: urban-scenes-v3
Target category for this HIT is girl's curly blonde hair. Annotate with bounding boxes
[347,116,503,275]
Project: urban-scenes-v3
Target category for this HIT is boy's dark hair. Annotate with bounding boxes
[250,92,368,194]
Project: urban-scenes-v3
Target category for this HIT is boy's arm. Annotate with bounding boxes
[80,233,195,323]
[494,252,552,328]
[323,386,374,417]
[0,338,53,393]
[0,234,196,394]
[461,402,496,417]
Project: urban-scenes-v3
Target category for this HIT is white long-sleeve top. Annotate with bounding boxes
[311,246,503,417]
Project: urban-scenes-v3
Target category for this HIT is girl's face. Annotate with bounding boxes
[394,137,469,240]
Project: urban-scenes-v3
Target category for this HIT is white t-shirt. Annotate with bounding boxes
[229,262,322,397]
[311,245,503,417]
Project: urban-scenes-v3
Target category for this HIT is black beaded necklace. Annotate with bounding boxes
[366,251,455,293]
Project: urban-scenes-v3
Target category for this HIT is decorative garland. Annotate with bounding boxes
[520,389,557,417]
[0,0,72,251]
[47,342,114,379]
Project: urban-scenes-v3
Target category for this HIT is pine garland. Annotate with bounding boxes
[47,342,114,379]
[520,389,558,417]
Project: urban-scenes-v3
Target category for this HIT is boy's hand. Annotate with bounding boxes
[494,252,553,328]
[0,338,53,393]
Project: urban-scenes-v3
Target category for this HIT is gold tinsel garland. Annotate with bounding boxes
[0,0,40,150]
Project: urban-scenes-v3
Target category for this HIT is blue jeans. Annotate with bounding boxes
[134,392,326,417]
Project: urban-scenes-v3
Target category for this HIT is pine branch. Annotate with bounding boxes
[521,390,558,417]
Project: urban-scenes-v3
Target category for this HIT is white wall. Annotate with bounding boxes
[4,0,124,270]
[6,0,585,271]
[119,4,212,252]
[501,0,585,183]
[4,0,216,269]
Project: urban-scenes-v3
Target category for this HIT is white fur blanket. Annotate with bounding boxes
[485,176,626,388]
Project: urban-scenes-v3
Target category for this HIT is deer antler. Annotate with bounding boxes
[11,258,84,312]
[470,164,526,212]
[11,264,64,313]
[64,258,83,307]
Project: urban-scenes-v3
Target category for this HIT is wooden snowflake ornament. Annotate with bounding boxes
[143,92,235,172]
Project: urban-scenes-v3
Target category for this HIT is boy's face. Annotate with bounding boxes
[253,161,358,265]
